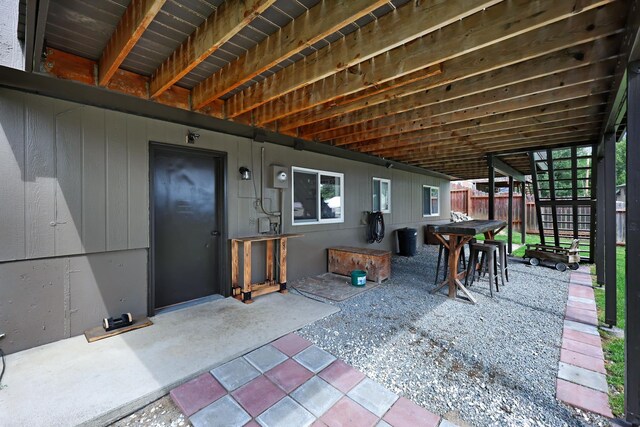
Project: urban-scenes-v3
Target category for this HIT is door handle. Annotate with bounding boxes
[210,230,220,236]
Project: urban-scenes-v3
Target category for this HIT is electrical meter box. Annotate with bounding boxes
[270,165,289,189]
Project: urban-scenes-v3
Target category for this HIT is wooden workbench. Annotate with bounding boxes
[231,234,302,303]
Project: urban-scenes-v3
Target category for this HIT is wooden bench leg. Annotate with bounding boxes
[279,238,288,294]
[243,241,253,303]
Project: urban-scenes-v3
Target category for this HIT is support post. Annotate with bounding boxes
[520,182,526,244]
[604,132,617,327]
[596,155,605,286]
[488,155,495,220]
[625,59,640,426]
[508,176,513,254]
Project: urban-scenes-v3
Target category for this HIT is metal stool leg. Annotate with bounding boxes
[487,250,495,297]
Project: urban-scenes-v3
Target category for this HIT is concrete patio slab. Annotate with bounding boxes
[211,357,261,391]
[190,395,251,427]
[560,349,606,374]
[347,378,399,418]
[244,345,288,373]
[255,396,315,427]
[294,345,337,373]
[169,373,226,417]
[271,333,313,357]
[558,362,608,393]
[291,376,343,417]
[231,375,286,417]
[320,396,379,427]
[318,359,366,394]
[265,358,315,393]
[382,396,441,427]
[564,319,599,335]
[556,379,613,418]
[0,293,339,427]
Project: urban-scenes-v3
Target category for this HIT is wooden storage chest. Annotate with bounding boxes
[327,246,391,283]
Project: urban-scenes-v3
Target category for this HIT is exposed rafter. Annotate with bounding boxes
[226,0,618,119]
[98,0,166,86]
[149,0,277,98]
[190,0,390,109]
[219,0,502,114]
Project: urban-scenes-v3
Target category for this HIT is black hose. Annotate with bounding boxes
[0,348,5,386]
[367,211,385,244]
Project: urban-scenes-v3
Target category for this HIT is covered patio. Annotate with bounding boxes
[0,0,639,425]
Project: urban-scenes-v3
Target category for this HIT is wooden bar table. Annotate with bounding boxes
[231,233,302,304]
[428,220,506,304]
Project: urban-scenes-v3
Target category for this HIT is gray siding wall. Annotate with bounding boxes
[0,88,450,353]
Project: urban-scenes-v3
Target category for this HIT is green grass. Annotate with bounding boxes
[592,246,626,416]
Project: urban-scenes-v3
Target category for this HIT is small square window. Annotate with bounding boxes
[423,185,439,217]
[372,178,391,213]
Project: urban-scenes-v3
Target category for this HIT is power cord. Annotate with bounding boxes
[0,348,5,386]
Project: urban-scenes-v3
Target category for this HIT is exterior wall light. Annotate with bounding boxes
[239,167,252,180]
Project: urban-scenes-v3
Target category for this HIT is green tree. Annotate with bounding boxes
[616,135,626,186]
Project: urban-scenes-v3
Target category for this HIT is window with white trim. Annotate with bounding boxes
[292,167,344,225]
[423,185,440,216]
[372,177,391,213]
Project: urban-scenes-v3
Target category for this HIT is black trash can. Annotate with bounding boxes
[397,227,418,256]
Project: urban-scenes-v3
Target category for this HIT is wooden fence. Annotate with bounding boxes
[451,189,537,232]
[451,189,627,245]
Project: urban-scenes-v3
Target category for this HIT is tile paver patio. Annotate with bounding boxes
[170,333,456,427]
[555,271,613,419]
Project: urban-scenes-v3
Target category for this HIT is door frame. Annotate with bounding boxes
[148,141,229,316]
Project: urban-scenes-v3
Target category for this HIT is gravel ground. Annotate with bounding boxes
[295,246,608,427]
[110,396,190,427]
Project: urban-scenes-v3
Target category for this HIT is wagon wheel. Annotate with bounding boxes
[555,262,567,272]
[529,257,540,266]
[569,263,580,271]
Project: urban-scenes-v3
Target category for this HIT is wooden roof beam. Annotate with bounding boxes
[190,0,390,109]
[149,0,276,98]
[397,132,600,163]
[282,34,621,133]
[315,74,614,143]
[220,0,502,115]
[98,0,166,86]
[339,95,608,147]
[299,53,619,138]
[364,115,605,156]
[375,123,602,158]
[234,0,618,122]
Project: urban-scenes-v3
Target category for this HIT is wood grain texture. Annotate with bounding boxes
[0,90,26,261]
[150,0,276,98]
[106,110,129,251]
[98,0,167,86]
[191,0,389,109]
[225,0,614,117]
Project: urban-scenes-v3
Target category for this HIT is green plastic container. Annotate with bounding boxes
[350,270,367,287]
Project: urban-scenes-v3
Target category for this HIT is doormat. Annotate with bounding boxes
[290,273,381,302]
[84,317,153,343]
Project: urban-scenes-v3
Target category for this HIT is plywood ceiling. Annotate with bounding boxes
[41,0,632,178]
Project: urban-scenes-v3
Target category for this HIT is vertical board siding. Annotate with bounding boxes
[127,115,149,248]
[0,90,26,260]
[55,108,83,255]
[25,97,56,258]
[106,110,129,251]
[81,108,107,253]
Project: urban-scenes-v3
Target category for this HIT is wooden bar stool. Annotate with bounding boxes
[484,239,509,283]
[434,238,467,285]
[465,242,499,297]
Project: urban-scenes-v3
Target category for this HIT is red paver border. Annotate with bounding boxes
[556,273,613,418]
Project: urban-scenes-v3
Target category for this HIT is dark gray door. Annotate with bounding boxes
[151,145,222,309]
